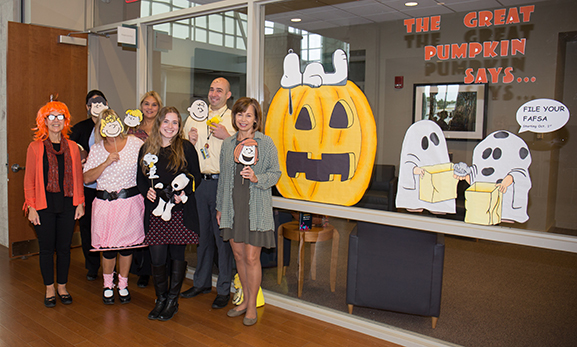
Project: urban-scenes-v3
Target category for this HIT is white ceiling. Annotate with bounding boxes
[265,0,548,32]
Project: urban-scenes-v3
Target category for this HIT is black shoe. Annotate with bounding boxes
[117,287,131,304]
[148,294,167,320]
[103,288,115,305]
[180,286,211,298]
[87,272,98,281]
[58,293,73,305]
[212,294,230,309]
[158,295,179,321]
[137,275,150,288]
[44,296,56,308]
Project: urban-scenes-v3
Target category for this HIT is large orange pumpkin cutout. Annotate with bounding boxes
[265,80,377,206]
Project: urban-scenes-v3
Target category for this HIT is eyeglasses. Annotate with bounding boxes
[47,114,65,121]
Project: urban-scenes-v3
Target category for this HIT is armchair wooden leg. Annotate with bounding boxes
[277,224,284,285]
[432,317,438,329]
[348,304,353,314]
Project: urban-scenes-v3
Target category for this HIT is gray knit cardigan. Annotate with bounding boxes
[216,131,281,232]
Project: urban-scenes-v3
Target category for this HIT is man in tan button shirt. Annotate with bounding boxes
[181,77,236,309]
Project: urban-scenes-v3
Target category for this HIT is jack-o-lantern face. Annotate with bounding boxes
[265,81,377,206]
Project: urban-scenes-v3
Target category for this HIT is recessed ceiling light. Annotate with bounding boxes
[405,1,418,6]
[291,18,302,22]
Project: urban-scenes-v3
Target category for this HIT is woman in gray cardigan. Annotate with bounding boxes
[216,97,280,326]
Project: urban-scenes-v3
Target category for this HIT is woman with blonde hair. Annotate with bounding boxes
[129,91,163,140]
[137,106,201,321]
[84,108,145,304]
[128,91,163,288]
[24,98,85,307]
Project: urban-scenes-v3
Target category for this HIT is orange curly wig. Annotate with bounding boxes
[33,101,72,141]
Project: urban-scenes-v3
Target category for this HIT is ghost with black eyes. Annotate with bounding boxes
[396,120,455,214]
[468,130,532,223]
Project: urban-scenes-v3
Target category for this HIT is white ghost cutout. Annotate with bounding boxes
[470,130,532,223]
[396,119,455,214]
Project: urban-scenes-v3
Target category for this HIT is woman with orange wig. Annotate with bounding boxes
[24,98,85,308]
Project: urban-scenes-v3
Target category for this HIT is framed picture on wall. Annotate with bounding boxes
[413,82,487,140]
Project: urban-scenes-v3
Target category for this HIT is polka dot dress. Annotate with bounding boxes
[145,210,198,245]
[84,136,146,249]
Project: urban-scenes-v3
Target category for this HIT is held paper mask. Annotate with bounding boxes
[396,120,457,214]
[187,99,209,122]
[88,96,108,117]
[100,113,124,138]
[265,49,377,206]
[234,139,258,166]
[124,109,143,128]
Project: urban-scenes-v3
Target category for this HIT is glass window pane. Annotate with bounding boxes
[173,0,191,8]
[140,1,150,17]
[177,19,190,25]
[173,23,189,40]
[209,31,222,46]
[209,14,223,32]
[195,16,207,29]
[225,35,235,48]
[225,17,235,34]
[195,28,207,43]
[153,23,170,34]
[309,34,322,48]
[236,37,245,50]
[151,2,171,16]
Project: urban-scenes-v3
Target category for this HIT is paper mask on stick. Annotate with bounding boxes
[88,96,108,117]
[100,113,124,138]
[143,153,159,180]
[124,109,143,127]
[234,139,258,166]
[187,99,209,122]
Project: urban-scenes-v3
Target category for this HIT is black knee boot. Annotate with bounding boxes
[158,260,187,321]
[148,264,168,320]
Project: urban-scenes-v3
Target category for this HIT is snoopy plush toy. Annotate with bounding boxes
[152,173,190,221]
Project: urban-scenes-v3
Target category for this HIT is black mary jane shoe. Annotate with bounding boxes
[103,288,115,305]
[117,287,131,304]
[44,296,56,308]
[58,293,73,305]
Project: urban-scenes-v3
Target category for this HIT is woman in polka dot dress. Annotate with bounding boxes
[83,109,145,305]
[137,106,201,321]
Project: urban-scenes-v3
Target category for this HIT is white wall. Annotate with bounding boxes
[0,0,21,247]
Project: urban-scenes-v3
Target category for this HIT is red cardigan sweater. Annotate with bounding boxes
[23,139,85,211]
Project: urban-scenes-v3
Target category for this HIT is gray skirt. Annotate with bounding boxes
[221,162,275,249]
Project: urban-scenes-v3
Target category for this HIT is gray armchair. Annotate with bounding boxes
[346,221,445,328]
[354,164,397,211]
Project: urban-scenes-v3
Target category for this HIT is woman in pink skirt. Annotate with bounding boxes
[83,109,145,304]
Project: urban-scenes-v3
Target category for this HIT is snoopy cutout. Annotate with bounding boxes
[280,48,348,89]
[143,153,159,180]
[152,173,190,221]
[187,99,209,122]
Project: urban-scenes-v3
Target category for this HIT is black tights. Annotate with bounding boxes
[149,244,186,267]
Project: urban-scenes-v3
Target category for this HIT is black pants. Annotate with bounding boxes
[149,244,186,267]
[79,187,100,275]
[35,208,76,286]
